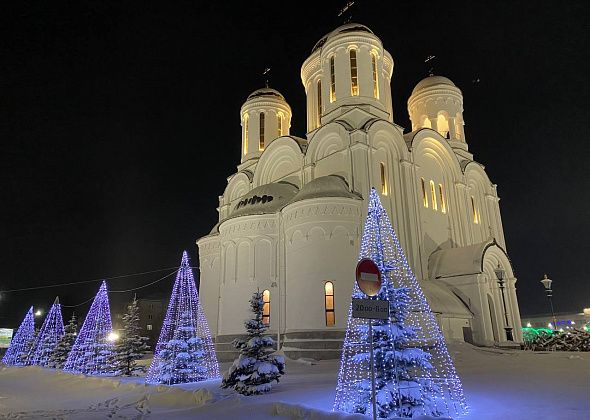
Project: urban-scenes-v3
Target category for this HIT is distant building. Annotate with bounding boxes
[521,310,590,331]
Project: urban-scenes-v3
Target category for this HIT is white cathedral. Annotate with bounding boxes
[197,23,523,360]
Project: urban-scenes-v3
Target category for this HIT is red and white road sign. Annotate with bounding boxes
[355,258,382,297]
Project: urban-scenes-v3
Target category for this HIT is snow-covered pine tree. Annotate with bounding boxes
[221,291,285,395]
[154,310,207,385]
[48,314,78,369]
[114,298,150,376]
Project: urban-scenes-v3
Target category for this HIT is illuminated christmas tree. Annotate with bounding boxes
[145,251,220,384]
[48,313,78,369]
[63,281,116,375]
[29,297,65,367]
[333,188,467,418]
[1,307,36,366]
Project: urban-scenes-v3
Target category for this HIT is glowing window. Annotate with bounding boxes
[421,178,428,208]
[325,282,335,326]
[262,289,270,325]
[430,180,438,211]
[243,115,249,155]
[437,114,450,138]
[330,56,336,103]
[316,80,322,127]
[350,49,359,96]
[439,184,447,214]
[471,196,480,224]
[380,162,388,196]
[371,53,379,99]
[277,113,283,137]
[259,112,265,151]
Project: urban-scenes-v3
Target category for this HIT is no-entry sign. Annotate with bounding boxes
[355,258,382,296]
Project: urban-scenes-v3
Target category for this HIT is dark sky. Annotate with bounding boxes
[1,0,588,327]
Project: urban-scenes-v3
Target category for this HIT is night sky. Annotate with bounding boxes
[1,1,588,327]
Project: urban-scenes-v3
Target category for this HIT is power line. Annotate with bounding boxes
[0,266,195,293]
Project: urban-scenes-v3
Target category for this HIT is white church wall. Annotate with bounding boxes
[253,138,303,188]
[196,236,221,336]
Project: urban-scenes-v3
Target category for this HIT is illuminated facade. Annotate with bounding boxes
[197,23,522,360]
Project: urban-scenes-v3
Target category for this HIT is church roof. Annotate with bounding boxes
[290,175,361,203]
[230,181,299,217]
[428,239,506,279]
[312,23,374,53]
[246,87,286,101]
[412,75,456,95]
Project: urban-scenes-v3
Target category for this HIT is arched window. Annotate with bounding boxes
[316,80,322,127]
[421,178,428,208]
[437,114,450,138]
[439,184,447,214]
[262,289,270,325]
[277,113,283,137]
[350,49,359,96]
[430,180,438,211]
[243,114,249,155]
[371,53,379,99]
[325,281,335,326]
[259,112,265,151]
[380,162,388,196]
[471,196,480,224]
[330,56,336,103]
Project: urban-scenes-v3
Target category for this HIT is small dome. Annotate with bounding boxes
[290,175,361,203]
[246,87,286,102]
[312,23,374,53]
[231,182,298,217]
[412,75,456,95]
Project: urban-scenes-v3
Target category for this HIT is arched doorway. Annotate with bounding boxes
[487,294,499,342]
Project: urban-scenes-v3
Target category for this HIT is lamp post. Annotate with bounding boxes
[540,274,557,330]
[494,263,513,341]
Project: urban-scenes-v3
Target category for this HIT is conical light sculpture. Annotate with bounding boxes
[1,307,35,366]
[64,281,115,375]
[29,297,65,367]
[333,188,467,418]
[146,251,220,384]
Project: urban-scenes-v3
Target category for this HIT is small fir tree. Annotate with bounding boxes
[153,310,207,385]
[114,298,150,376]
[221,291,285,395]
[48,314,78,369]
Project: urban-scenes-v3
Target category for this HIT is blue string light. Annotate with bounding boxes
[63,281,116,375]
[145,251,220,384]
[333,188,467,418]
[1,307,35,366]
[29,297,65,367]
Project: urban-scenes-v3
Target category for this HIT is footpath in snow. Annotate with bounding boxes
[0,342,588,419]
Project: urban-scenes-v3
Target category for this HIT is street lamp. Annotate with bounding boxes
[494,263,513,341]
[540,274,557,330]
[35,309,43,317]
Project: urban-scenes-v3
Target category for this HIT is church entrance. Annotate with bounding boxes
[487,294,499,342]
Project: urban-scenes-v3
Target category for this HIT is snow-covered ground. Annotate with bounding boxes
[0,342,588,419]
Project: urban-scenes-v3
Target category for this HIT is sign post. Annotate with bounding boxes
[354,258,385,420]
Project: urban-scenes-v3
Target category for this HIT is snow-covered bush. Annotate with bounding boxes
[48,314,78,369]
[113,298,150,376]
[221,291,285,395]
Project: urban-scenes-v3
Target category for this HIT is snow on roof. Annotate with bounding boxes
[290,175,361,203]
[411,75,457,95]
[230,181,299,218]
[311,23,375,53]
[428,240,498,279]
[421,281,473,318]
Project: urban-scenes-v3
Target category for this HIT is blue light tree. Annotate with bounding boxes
[333,188,467,418]
[63,281,116,375]
[145,251,220,384]
[29,297,65,367]
[1,307,36,366]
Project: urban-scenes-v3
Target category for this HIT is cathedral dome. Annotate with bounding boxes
[246,87,286,102]
[312,23,374,52]
[412,75,456,95]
